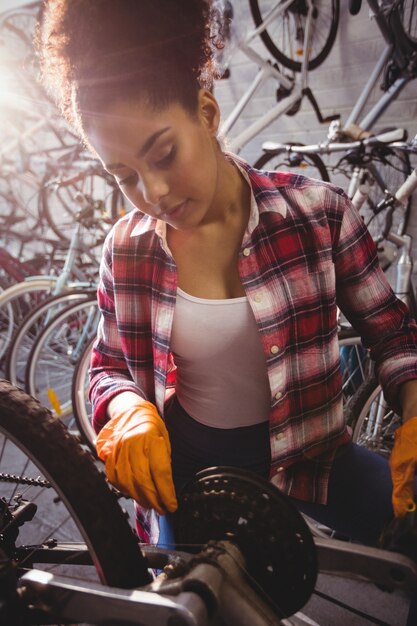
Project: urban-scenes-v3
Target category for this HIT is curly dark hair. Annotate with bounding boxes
[36,0,226,138]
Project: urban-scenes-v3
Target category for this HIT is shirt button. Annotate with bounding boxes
[270,345,279,354]
[254,294,262,303]
[242,247,251,257]
[274,432,284,440]
[277,466,284,473]
[275,391,282,400]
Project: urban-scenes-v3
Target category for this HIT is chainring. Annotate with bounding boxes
[175,466,317,617]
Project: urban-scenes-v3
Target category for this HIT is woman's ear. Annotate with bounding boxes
[197,89,221,135]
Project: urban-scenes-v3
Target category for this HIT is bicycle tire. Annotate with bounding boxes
[249,0,339,72]
[5,289,94,387]
[0,378,150,589]
[0,278,58,363]
[338,329,372,407]
[343,375,400,458]
[390,0,417,50]
[0,6,38,64]
[360,147,411,242]
[40,166,126,243]
[72,333,97,453]
[25,297,99,433]
[254,145,330,181]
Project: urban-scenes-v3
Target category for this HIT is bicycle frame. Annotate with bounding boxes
[343,0,415,132]
[14,536,417,625]
[223,0,416,155]
[220,0,319,153]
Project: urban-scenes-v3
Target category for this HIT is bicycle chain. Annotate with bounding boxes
[0,472,51,488]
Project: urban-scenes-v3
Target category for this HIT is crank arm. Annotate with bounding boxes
[314,536,417,592]
[19,568,210,626]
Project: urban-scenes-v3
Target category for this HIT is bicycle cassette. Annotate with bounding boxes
[175,466,317,617]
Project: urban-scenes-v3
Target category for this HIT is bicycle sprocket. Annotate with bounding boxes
[175,466,317,617]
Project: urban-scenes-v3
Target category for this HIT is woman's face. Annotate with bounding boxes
[85,90,223,230]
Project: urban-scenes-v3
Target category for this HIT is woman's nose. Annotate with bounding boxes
[141,173,169,206]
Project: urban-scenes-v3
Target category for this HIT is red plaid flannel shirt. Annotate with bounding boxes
[90,155,417,542]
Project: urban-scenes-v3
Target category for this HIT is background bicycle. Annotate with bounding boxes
[214,0,417,163]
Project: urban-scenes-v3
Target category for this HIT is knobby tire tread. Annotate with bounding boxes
[0,378,150,588]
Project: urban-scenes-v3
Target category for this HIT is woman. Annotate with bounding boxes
[37,0,417,553]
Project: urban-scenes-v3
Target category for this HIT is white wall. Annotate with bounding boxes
[214,1,417,166]
[0,0,31,13]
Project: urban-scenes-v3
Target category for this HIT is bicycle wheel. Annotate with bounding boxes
[5,290,94,388]
[0,5,38,65]
[344,375,400,458]
[40,165,127,243]
[249,0,339,71]
[0,278,58,363]
[254,145,330,181]
[391,0,417,50]
[360,147,411,242]
[0,378,150,601]
[338,329,372,407]
[25,298,99,435]
[72,334,97,453]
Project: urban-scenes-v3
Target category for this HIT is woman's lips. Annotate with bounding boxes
[162,200,187,220]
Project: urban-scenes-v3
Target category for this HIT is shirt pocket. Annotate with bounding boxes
[283,260,337,352]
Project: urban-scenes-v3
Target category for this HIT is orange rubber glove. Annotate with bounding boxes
[96,400,178,515]
[389,416,417,518]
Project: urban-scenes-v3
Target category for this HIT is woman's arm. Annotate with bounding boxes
[89,228,149,431]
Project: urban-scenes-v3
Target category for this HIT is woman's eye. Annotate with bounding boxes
[118,173,138,187]
[156,146,176,168]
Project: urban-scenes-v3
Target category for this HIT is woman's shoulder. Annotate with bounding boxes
[227,151,347,202]
[229,152,350,222]
[107,209,157,246]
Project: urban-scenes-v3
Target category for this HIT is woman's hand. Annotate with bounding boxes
[389,415,417,517]
[96,396,178,515]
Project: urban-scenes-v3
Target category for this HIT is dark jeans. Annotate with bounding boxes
[290,441,395,546]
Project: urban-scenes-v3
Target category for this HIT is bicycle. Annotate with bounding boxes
[342,160,417,457]
[254,127,413,243]
[216,0,417,158]
[217,0,340,155]
[25,295,100,435]
[0,379,416,625]
[0,200,100,368]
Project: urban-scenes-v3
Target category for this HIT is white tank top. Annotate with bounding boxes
[170,287,271,428]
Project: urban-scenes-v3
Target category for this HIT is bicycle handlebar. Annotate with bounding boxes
[261,127,410,156]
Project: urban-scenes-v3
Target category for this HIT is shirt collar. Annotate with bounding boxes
[226,152,288,239]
